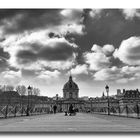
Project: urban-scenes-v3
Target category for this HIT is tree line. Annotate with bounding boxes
[0,85,40,96]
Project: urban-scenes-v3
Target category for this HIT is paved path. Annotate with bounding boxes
[0,113,140,132]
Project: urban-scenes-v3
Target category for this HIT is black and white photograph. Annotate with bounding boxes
[1,3,140,134]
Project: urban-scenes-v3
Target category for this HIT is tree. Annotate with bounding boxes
[5,85,14,91]
[0,85,6,92]
[33,88,40,96]
[16,85,26,96]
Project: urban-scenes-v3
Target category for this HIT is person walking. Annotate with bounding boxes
[69,104,73,116]
[53,104,57,114]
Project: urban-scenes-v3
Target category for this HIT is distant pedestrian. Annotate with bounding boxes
[69,104,74,115]
[53,104,57,114]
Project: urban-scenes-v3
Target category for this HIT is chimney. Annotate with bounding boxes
[123,89,125,94]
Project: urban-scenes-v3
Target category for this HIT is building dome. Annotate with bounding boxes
[63,75,79,99]
[63,76,79,90]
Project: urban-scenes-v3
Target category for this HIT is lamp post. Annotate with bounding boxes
[105,85,110,115]
[27,85,32,116]
[89,98,93,112]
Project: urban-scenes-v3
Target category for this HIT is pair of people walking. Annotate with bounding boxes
[65,104,76,116]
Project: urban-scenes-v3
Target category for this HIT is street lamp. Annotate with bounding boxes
[26,85,32,116]
[105,85,110,115]
[89,98,93,112]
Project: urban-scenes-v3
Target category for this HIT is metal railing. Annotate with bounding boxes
[0,97,53,118]
[87,104,140,119]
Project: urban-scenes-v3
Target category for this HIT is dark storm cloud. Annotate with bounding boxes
[0,9,63,34]
[2,9,140,70]
[21,42,42,52]
[16,40,77,65]
[59,9,140,67]
[38,42,76,61]
[2,9,140,50]
[0,9,20,21]
[66,9,140,52]
[16,50,37,64]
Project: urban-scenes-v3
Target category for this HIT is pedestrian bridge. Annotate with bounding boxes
[0,112,140,132]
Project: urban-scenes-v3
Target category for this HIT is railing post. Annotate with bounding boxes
[136,104,139,118]
[118,105,121,116]
[126,105,128,117]
[14,106,17,117]
[5,105,8,118]
[30,106,32,116]
[21,106,23,116]
[26,105,29,116]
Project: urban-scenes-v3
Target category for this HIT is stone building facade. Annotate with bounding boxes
[53,76,140,113]
[116,89,140,107]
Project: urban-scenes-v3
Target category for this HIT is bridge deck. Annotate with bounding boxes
[0,113,140,132]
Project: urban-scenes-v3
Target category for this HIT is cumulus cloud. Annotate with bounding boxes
[94,65,140,83]
[0,9,85,72]
[59,9,85,35]
[89,9,102,18]
[0,9,85,36]
[0,10,62,34]
[84,44,114,71]
[91,44,115,55]
[2,9,140,96]
[58,24,85,35]
[94,66,121,81]
[39,59,76,70]
[121,66,140,79]
[91,44,103,52]
[71,64,88,75]
[102,44,115,55]
[114,36,140,65]
[0,70,21,85]
[1,33,78,70]
[122,9,140,20]
[35,70,61,85]
[60,9,84,23]
[2,70,21,79]
[84,52,110,71]
[19,69,62,89]
[37,70,60,79]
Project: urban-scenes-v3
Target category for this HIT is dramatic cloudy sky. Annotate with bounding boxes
[1,9,140,97]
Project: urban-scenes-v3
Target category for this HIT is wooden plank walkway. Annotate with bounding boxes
[0,113,140,132]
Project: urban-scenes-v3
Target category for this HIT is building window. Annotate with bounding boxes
[70,92,72,98]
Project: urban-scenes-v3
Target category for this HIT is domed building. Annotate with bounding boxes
[63,75,79,99]
[54,74,85,112]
